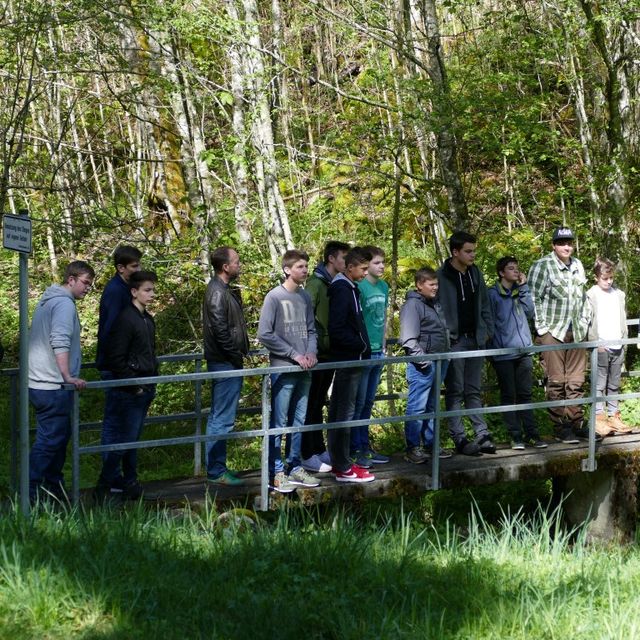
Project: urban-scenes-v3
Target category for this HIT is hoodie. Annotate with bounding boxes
[487,281,534,360]
[328,273,371,361]
[437,259,494,345]
[304,262,333,357]
[400,291,450,365]
[28,285,82,390]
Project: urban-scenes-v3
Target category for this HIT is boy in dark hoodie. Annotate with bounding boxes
[437,231,495,456]
[400,267,451,463]
[301,241,350,473]
[488,257,546,449]
[327,247,375,483]
[95,270,158,501]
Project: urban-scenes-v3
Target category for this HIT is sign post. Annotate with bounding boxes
[3,211,32,514]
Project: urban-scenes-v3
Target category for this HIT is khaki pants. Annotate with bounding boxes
[536,330,586,429]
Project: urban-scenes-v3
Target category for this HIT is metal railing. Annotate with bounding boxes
[4,334,640,510]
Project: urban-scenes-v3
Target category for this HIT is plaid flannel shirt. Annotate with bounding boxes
[527,252,591,342]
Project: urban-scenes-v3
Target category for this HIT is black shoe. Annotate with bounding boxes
[455,438,481,456]
[424,445,454,459]
[573,426,603,442]
[555,428,579,444]
[477,435,497,454]
[122,481,144,500]
[525,436,548,449]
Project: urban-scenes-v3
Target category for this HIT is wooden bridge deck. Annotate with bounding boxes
[130,432,640,510]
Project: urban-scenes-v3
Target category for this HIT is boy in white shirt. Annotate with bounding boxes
[586,258,634,436]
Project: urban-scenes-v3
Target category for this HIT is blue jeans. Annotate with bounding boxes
[29,388,73,497]
[206,361,243,479]
[350,352,384,453]
[404,361,449,450]
[270,371,311,475]
[100,386,155,485]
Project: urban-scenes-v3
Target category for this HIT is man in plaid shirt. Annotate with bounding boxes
[528,227,593,443]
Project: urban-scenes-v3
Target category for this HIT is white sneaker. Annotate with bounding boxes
[301,454,332,473]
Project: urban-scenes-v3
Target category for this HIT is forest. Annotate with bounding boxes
[1,0,639,361]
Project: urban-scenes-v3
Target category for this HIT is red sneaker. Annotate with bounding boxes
[334,464,375,483]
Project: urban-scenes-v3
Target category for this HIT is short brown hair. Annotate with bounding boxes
[130,271,157,289]
[345,247,371,267]
[210,246,235,273]
[282,249,309,270]
[63,260,95,283]
[361,245,385,259]
[415,267,437,285]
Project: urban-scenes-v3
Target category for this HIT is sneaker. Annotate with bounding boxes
[351,451,373,469]
[207,470,245,486]
[334,464,375,483]
[424,445,454,459]
[404,446,429,464]
[511,440,525,450]
[122,481,144,500]
[573,426,603,442]
[477,435,497,454]
[455,438,481,456]
[525,437,548,449]
[555,428,579,444]
[301,454,332,473]
[288,466,321,487]
[364,449,390,464]
[269,471,296,493]
[318,451,332,466]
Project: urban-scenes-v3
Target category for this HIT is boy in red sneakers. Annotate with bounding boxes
[327,247,375,483]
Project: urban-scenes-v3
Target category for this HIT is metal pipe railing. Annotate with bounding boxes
[4,333,640,509]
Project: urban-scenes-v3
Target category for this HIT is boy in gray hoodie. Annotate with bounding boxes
[28,260,94,501]
[400,267,451,463]
[258,250,319,493]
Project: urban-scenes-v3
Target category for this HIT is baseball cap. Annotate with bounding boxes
[552,227,575,243]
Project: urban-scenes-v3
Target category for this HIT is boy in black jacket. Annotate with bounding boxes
[327,247,375,483]
[95,271,158,500]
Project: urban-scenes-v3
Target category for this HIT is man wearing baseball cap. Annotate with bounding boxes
[528,226,593,443]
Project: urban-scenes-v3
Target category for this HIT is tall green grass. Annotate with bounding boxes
[1,499,639,639]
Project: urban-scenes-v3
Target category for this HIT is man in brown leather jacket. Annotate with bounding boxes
[203,246,249,485]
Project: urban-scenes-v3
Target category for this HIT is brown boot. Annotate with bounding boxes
[594,414,615,437]
[609,412,634,434]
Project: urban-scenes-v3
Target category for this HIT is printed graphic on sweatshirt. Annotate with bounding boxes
[280,299,309,341]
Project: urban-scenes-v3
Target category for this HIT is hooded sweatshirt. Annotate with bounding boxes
[28,285,82,390]
[400,291,449,362]
[437,259,494,345]
[304,262,333,357]
[487,281,534,360]
[328,273,371,361]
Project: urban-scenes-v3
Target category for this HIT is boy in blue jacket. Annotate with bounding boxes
[488,256,546,449]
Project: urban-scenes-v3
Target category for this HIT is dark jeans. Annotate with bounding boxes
[206,360,243,479]
[350,352,384,453]
[301,366,335,459]
[100,386,155,486]
[445,335,490,444]
[29,388,73,498]
[327,366,363,472]
[491,356,538,440]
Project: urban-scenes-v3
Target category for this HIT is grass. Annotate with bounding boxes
[1,497,640,639]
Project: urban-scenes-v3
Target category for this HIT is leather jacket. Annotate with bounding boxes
[203,276,249,369]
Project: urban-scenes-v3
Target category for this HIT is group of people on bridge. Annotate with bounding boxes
[25,227,633,500]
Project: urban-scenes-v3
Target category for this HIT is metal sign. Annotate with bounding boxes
[2,214,32,253]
